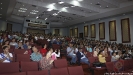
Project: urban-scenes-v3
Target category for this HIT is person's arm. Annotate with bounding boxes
[0,58,6,62]
[55,50,60,57]
[7,53,13,61]
[67,48,73,54]
[31,53,36,61]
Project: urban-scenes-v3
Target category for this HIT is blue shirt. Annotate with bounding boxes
[31,53,42,61]
[23,44,28,49]
[87,48,92,52]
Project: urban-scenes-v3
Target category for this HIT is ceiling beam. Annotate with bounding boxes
[17,0,90,17]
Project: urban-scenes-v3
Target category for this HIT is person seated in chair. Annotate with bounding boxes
[67,43,77,64]
[76,48,89,65]
[0,46,13,63]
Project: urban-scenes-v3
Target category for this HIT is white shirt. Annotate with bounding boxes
[80,52,86,59]
[52,52,60,58]
[67,47,74,55]
[10,42,18,46]
[0,53,13,63]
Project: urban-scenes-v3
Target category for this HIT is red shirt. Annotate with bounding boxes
[40,48,47,56]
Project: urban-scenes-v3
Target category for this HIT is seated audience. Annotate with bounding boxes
[93,47,99,57]
[111,52,119,62]
[98,50,107,66]
[86,45,92,52]
[9,38,17,46]
[23,41,30,49]
[49,48,60,59]
[39,51,54,70]
[0,46,13,63]
[15,41,24,49]
[31,47,42,62]
[76,48,89,65]
[67,43,77,64]
[40,44,47,56]
[2,40,10,49]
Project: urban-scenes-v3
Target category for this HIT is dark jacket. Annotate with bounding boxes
[76,51,84,65]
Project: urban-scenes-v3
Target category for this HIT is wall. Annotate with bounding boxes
[50,27,69,36]
[69,13,133,45]
[0,20,23,32]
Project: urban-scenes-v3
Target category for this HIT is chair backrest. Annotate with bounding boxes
[54,59,67,68]
[0,62,19,74]
[88,57,98,67]
[50,68,69,75]
[105,56,111,62]
[105,62,114,73]
[52,44,60,49]
[87,52,93,57]
[68,66,84,75]
[27,70,48,75]
[10,46,15,50]
[16,54,30,62]
[20,62,38,72]
[0,72,26,75]
[123,59,131,71]
[128,59,133,68]
[14,49,26,54]
[9,49,14,53]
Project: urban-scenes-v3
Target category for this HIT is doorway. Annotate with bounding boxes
[79,33,83,39]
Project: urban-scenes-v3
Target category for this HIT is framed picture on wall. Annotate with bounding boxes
[70,29,73,37]
[121,18,131,43]
[84,25,88,37]
[109,20,117,41]
[90,24,96,38]
[99,22,105,40]
[74,28,78,37]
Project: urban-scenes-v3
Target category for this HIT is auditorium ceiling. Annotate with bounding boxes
[1,0,133,27]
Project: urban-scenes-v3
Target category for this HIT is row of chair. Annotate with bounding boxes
[0,62,84,75]
[105,59,133,73]
[0,59,69,74]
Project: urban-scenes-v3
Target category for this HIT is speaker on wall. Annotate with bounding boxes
[26,19,30,22]
[45,22,49,25]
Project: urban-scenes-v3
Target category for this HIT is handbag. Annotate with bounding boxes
[93,59,101,67]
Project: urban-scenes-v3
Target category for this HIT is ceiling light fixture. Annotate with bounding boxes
[30,12,37,14]
[20,8,27,10]
[45,18,47,20]
[36,16,39,19]
[1,3,2,4]
[63,7,69,9]
[0,17,1,18]
[57,11,61,13]
[53,13,58,16]
[47,8,53,11]
[0,14,2,15]
[52,3,56,5]
[90,3,92,4]
[100,6,101,7]
[77,0,83,1]
[23,5,24,6]
[1,8,2,9]
[32,10,39,12]
[18,10,26,12]
[71,5,75,7]
[58,1,64,4]
[106,5,109,8]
